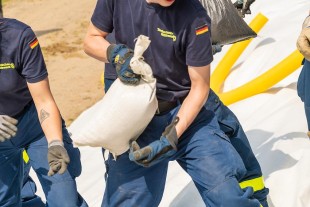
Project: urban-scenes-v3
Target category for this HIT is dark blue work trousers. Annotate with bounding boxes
[21,161,45,207]
[0,102,88,207]
[102,78,268,207]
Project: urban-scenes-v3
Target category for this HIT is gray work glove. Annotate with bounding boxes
[107,44,141,85]
[47,140,70,176]
[129,117,179,167]
[0,115,18,142]
[212,44,223,55]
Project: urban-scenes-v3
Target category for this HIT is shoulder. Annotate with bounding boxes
[1,18,30,33]
[174,0,209,25]
[0,18,35,42]
[176,0,207,15]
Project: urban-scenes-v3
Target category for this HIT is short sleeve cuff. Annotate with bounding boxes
[91,17,113,33]
[187,56,213,67]
[26,71,48,83]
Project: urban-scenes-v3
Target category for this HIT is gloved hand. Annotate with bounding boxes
[297,16,310,61]
[212,44,223,55]
[129,117,179,167]
[47,140,70,176]
[241,0,256,16]
[233,1,243,11]
[0,115,18,142]
[107,44,141,85]
[233,1,244,18]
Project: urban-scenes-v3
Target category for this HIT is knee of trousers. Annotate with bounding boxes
[205,177,262,207]
[45,181,86,207]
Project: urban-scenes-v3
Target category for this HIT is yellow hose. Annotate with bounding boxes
[219,50,303,105]
[211,13,269,93]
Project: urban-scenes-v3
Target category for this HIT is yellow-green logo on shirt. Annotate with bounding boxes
[157,28,176,42]
[0,63,15,70]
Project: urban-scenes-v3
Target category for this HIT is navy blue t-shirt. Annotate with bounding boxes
[92,0,213,101]
[0,18,48,117]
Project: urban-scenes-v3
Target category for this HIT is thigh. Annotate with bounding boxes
[102,112,172,207]
[0,145,23,207]
[0,103,41,207]
[177,122,246,192]
[176,110,262,207]
[102,151,168,207]
[205,90,262,178]
[27,123,84,207]
[22,161,45,207]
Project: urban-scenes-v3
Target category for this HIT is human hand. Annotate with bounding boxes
[302,14,310,29]
[107,44,140,85]
[212,44,223,55]
[47,140,70,176]
[0,115,18,142]
[297,27,310,61]
[233,0,255,18]
[233,1,244,17]
[129,117,179,167]
[241,0,256,16]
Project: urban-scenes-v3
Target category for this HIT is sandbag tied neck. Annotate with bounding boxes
[130,35,155,83]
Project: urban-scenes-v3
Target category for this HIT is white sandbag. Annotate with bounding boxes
[70,35,158,156]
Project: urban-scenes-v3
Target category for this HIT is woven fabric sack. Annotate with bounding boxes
[70,35,158,156]
[199,0,257,45]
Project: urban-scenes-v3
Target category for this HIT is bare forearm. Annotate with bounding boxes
[176,86,209,138]
[35,101,63,143]
[175,64,211,138]
[27,78,63,143]
[83,24,110,62]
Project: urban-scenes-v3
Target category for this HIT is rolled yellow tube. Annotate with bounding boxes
[219,50,304,105]
[211,13,269,93]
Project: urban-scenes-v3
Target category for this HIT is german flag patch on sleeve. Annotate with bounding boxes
[29,37,39,49]
[195,24,209,36]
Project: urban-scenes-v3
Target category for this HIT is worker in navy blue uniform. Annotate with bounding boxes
[84,0,268,206]
[0,18,88,207]
[297,11,310,138]
[0,8,42,207]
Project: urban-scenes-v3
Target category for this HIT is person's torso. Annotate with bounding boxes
[94,0,212,101]
[0,18,47,117]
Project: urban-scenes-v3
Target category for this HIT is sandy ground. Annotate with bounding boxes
[3,0,104,125]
